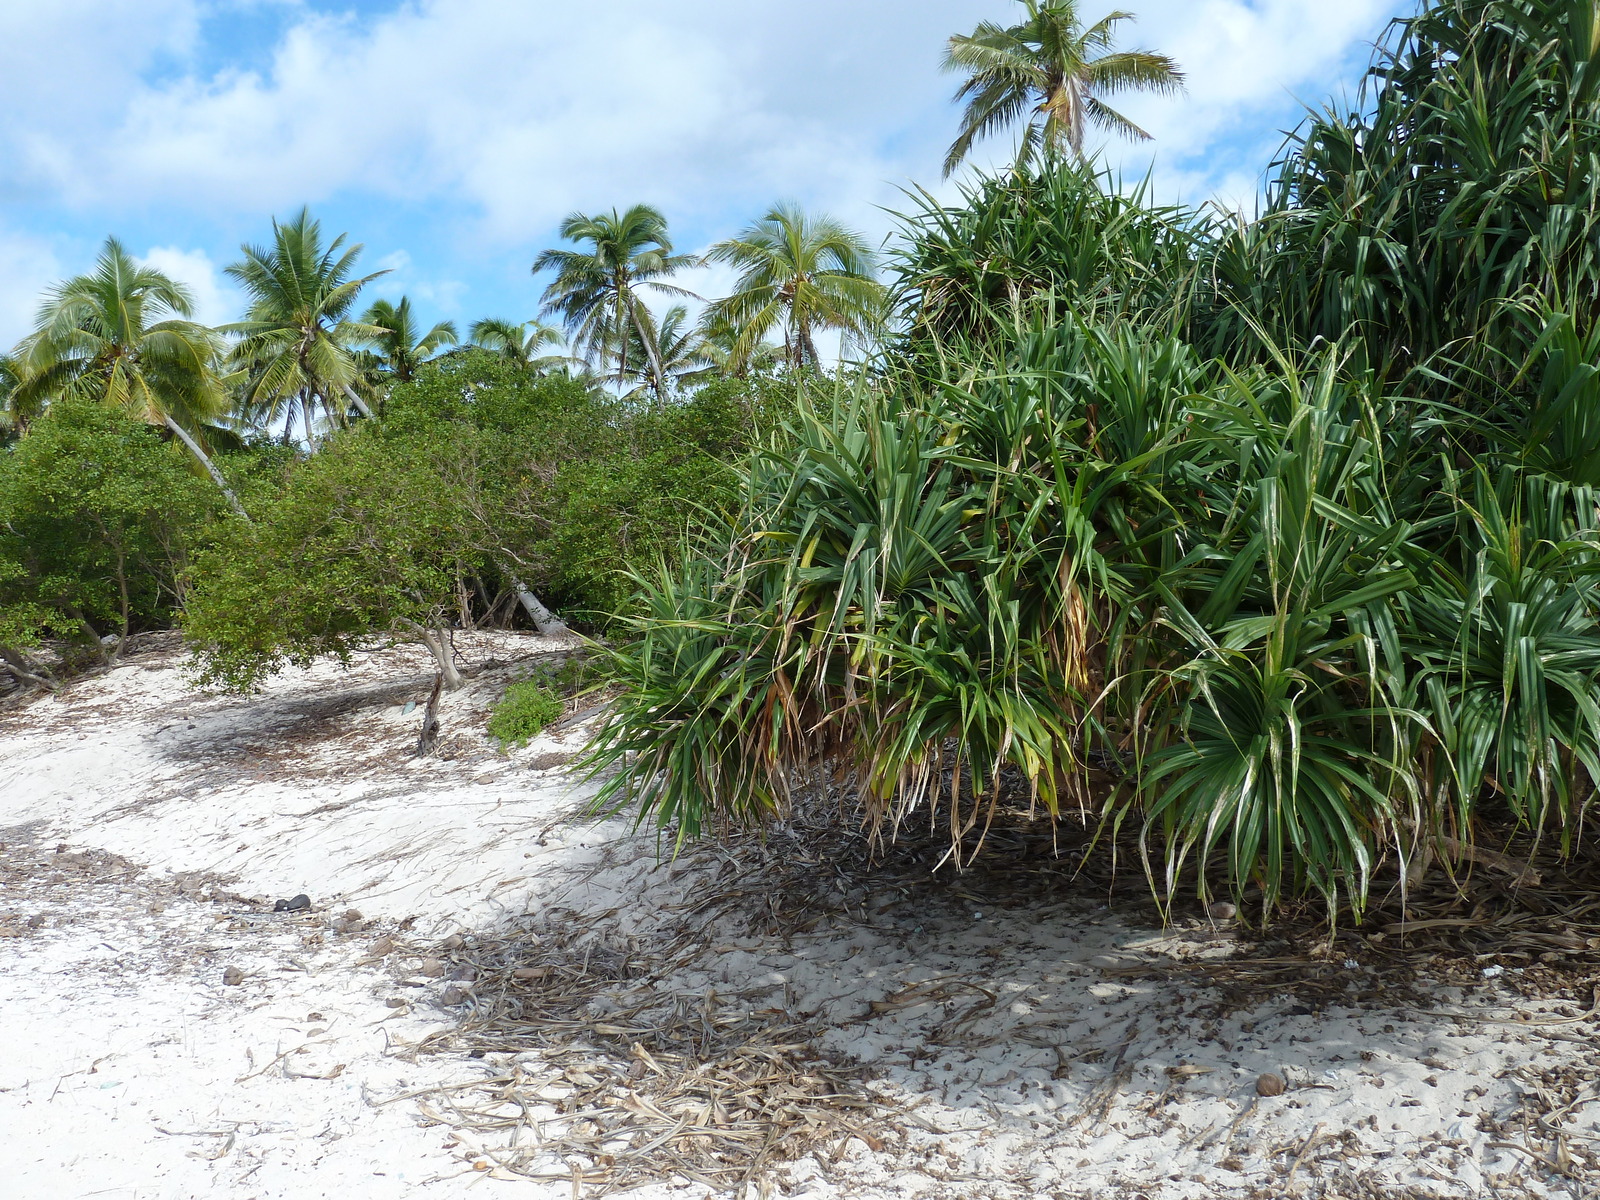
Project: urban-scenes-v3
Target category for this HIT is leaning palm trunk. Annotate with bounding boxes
[341,384,374,420]
[501,567,568,636]
[163,415,248,519]
[627,294,670,396]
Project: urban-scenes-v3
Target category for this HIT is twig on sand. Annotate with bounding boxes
[1487,1139,1586,1180]
[1201,1095,1259,1154]
[1068,1026,1139,1132]
[235,1037,335,1083]
[1283,1122,1324,1190]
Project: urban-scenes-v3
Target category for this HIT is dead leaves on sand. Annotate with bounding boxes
[399,930,879,1193]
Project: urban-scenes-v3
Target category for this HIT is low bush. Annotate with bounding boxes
[487,677,566,748]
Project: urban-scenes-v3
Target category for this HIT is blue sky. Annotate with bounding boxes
[0,0,1402,346]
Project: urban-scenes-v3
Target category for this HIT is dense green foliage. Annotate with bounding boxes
[181,351,797,690]
[0,171,833,698]
[591,0,1600,919]
[183,427,478,689]
[383,350,797,618]
[0,404,215,675]
[891,166,1194,352]
[10,0,1596,924]
[1205,0,1600,379]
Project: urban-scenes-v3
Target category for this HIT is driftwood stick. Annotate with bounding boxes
[415,673,444,757]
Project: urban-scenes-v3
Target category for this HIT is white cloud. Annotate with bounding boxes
[139,245,243,328]
[0,0,203,206]
[0,230,61,343]
[0,2,1396,228]
[0,0,1397,348]
[0,1,982,238]
[1100,0,1395,205]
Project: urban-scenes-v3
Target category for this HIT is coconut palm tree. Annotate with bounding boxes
[9,237,243,512]
[615,304,714,397]
[702,203,885,370]
[225,208,388,448]
[696,313,782,379]
[468,317,575,372]
[359,297,457,385]
[0,354,31,436]
[532,205,697,388]
[942,0,1184,176]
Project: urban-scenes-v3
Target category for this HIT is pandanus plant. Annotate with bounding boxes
[591,0,1600,921]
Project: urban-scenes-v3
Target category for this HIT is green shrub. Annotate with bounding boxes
[0,401,215,658]
[589,0,1600,921]
[487,678,566,748]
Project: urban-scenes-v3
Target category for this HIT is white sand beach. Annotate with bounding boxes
[1,634,1595,1199]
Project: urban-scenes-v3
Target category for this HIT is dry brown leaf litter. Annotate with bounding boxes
[384,805,1600,1198]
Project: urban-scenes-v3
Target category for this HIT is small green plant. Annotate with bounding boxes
[487,677,565,748]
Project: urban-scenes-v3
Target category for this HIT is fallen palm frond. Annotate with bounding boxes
[408,940,873,1194]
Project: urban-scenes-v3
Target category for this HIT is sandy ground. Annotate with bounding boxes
[0,633,1597,1200]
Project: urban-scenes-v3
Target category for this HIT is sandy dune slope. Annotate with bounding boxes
[0,634,1596,1199]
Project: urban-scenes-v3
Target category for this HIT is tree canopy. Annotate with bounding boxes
[942,0,1183,175]
[533,205,699,392]
[702,204,885,370]
[226,207,389,448]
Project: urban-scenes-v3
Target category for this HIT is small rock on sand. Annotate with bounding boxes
[1257,1072,1286,1096]
[222,966,245,986]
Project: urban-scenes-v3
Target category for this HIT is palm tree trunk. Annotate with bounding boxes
[627,293,669,396]
[610,299,629,385]
[499,564,568,636]
[797,314,819,368]
[302,394,317,451]
[163,415,249,519]
[342,384,375,420]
